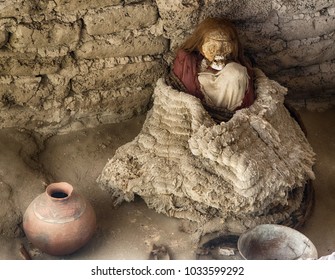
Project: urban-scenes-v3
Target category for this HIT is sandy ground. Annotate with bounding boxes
[0,107,334,260]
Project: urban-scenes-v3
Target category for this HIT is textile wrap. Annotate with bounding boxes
[97,69,316,235]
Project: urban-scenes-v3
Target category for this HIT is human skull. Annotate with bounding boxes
[201,30,233,71]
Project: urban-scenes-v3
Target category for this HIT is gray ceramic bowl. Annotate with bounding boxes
[237,224,318,260]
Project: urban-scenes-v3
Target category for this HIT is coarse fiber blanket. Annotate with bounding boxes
[98,69,316,234]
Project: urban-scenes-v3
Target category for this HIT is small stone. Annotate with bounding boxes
[287,40,300,49]
[328,7,335,16]
[218,248,235,256]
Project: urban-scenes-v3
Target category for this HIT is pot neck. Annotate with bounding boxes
[46,182,73,201]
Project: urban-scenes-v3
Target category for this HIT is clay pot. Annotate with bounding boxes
[23,182,96,256]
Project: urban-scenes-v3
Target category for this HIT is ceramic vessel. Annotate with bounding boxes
[237,224,318,260]
[23,182,96,256]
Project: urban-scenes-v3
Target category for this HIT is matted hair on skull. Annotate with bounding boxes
[179,17,247,67]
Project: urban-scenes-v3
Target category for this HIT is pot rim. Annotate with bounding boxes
[46,182,73,201]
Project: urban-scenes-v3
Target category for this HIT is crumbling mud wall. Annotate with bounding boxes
[0,0,168,133]
[0,0,334,133]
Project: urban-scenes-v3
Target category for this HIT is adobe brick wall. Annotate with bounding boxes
[0,0,334,133]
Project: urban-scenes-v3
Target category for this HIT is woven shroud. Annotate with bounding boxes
[97,69,316,235]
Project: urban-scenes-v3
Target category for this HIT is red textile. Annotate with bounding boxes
[172,49,204,100]
[172,49,256,110]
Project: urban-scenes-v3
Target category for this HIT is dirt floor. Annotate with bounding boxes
[0,106,334,260]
